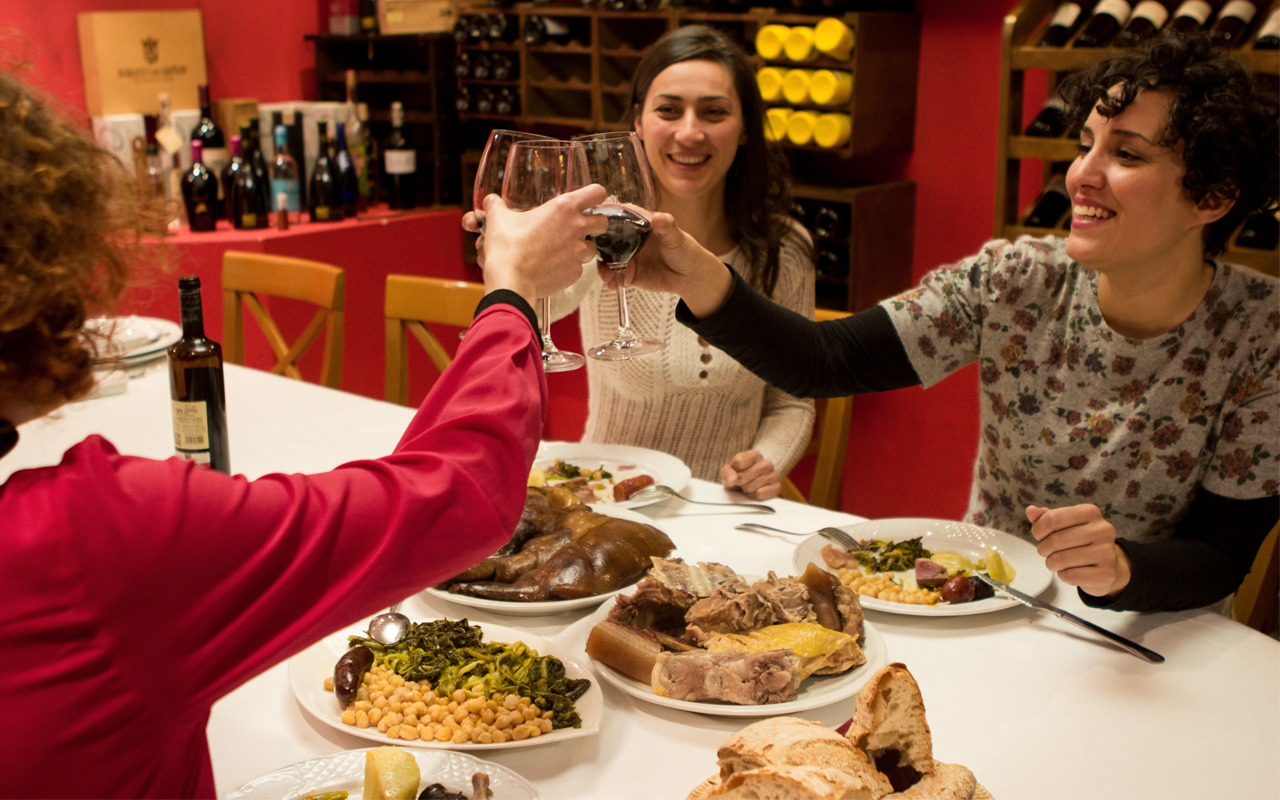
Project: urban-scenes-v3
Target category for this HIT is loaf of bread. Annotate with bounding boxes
[717,718,870,780]
[846,663,934,777]
[883,762,976,800]
[715,764,890,800]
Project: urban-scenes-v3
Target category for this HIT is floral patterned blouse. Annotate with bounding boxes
[882,236,1279,545]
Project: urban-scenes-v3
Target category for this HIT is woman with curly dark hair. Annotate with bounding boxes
[620,33,1279,613]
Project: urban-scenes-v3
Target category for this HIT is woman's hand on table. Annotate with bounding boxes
[479,187,607,304]
[1027,504,1132,598]
[601,211,734,319]
[720,450,782,501]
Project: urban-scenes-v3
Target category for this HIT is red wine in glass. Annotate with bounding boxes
[589,204,652,264]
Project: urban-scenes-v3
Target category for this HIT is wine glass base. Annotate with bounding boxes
[543,350,586,372]
[588,337,665,362]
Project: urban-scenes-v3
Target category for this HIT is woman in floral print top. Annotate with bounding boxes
[615,34,1279,612]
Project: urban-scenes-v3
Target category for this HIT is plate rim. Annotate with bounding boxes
[534,441,692,510]
[287,619,602,751]
[793,517,1053,617]
[89,315,182,359]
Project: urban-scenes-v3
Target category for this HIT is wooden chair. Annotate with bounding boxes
[1235,522,1279,633]
[384,274,486,406]
[222,251,345,389]
[780,308,854,511]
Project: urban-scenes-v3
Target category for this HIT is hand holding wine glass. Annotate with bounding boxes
[473,129,553,232]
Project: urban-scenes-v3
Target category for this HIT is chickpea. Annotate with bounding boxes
[323,677,334,692]
[423,690,437,704]
[480,708,496,725]
[452,689,467,704]
[538,718,553,733]
[447,701,459,713]
[369,708,383,724]
[522,706,539,722]
[340,710,356,725]
[387,725,401,739]
[452,707,468,723]
[477,731,494,744]
[451,730,470,745]
[503,695,520,711]
[377,719,391,734]
[510,726,529,741]
[494,714,512,730]
[356,710,370,728]
[465,698,486,714]
[435,727,453,742]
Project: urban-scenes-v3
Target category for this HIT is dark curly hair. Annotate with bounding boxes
[625,25,808,298]
[1058,33,1279,259]
[0,68,144,413]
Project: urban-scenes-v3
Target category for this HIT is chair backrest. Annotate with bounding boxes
[1234,522,1279,632]
[222,251,346,388]
[780,307,853,510]
[384,274,486,406]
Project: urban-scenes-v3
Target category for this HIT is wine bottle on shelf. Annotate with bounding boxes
[182,140,218,232]
[359,0,379,33]
[523,15,574,46]
[606,0,633,10]
[145,143,166,203]
[191,84,229,217]
[468,14,488,42]
[488,13,517,41]
[815,244,849,280]
[453,15,474,44]
[344,71,370,209]
[455,52,473,79]
[231,134,269,230]
[472,53,493,80]
[790,198,811,227]
[221,134,243,221]
[494,87,519,115]
[1165,0,1214,34]
[309,121,343,223]
[1023,175,1072,228]
[1235,210,1279,249]
[456,86,474,113]
[1039,1,1098,46]
[1073,0,1133,46]
[245,119,272,213]
[812,204,848,239]
[492,53,517,81]
[1114,0,1171,45]
[384,102,417,210]
[271,125,301,224]
[1256,8,1280,47]
[360,105,380,207]
[475,87,497,114]
[1209,0,1259,46]
[169,276,230,475]
[335,122,359,219]
[1024,94,1069,137]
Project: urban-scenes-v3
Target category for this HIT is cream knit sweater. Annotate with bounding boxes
[549,227,816,482]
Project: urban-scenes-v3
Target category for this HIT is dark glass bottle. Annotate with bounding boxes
[1023,175,1072,228]
[1114,0,1172,45]
[221,134,244,221]
[1024,94,1069,137]
[309,120,343,223]
[1073,0,1133,46]
[606,0,634,10]
[815,244,849,280]
[384,102,417,210]
[468,13,488,42]
[455,52,473,79]
[1209,0,1259,47]
[181,140,218,232]
[488,13,517,41]
[812,205,848,239]
[231,134,269,230]
[524,15,574,45]
[169,276,230,474]
[494,87,518,115]
[1256,8,1280,47]
[1165,0,1214,34]
[1040,1,1099,46]
[1236,210,1279,249]
[245,119,272,213]
[335,122,359,218]
[471,53,493,80]
[191,84,229,217]
[271,124,301,223]
[456,86,474,113]
[453,15,474,43]
[492,53,517,81]
[475,87,497,114]
[790,198,811,227]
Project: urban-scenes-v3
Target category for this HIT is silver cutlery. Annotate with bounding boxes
[972,573,1165,664]
[628,484,776,513]
[367,602,409,646]
[736,522,859,550]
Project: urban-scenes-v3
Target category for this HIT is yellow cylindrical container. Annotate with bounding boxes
[783,26,821,63]
[814,18,854,61]
[755,25,791,61]
[786,110,819,146]
[814,112,852,149]
[808,70,852,106]
[756,67,786,103]
[765,107,794,142]
[782,69,814,105]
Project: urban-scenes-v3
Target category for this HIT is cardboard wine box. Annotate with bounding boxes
[77,9,208,117]
[378,0,458,34]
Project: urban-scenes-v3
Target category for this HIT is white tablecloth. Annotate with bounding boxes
[5,364,1278,799]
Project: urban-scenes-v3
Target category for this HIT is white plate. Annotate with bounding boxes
[86,315,182,360]
[534,442,692,509]
[288,620,602,751]
[792,517,1053,617]
[424,506,673,616]
[219,747,540,799]
[578,600,886,717]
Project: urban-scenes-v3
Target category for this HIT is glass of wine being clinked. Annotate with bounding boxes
[573,131,663,361]
[473,129,554,232]
[500,138,590,372]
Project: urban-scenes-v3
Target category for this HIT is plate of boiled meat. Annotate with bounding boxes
[576,558,886,717]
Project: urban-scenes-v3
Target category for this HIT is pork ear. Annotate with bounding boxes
[846,663,934,778]
[800,562,843,631]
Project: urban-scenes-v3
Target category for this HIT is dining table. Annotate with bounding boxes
[4,360,1278,800]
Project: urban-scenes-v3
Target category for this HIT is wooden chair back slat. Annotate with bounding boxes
[384,274,486,406]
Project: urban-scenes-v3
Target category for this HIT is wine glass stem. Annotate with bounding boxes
[539,296,558,353]
[611,265,634,339]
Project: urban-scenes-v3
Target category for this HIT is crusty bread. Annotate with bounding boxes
[715,765,889,800]
[688,776,723,800]
[883,762,976,800]
[846,663,934,776]
[718,718,867,781]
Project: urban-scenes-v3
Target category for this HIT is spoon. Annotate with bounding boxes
[367,602,409,646]
[628,484,776,513]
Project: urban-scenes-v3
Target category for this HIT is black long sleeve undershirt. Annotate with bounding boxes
[678,268,1278,613]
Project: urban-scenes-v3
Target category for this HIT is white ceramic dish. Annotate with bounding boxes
[576,600,886,718]
[792,517,1053,617]
[534,442,692,509]
[424,507,670,616]
[288,620,602,751]
[219,747,540,799]
[87,315,182,360]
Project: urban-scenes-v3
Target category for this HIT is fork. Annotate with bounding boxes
[735,522,859,550]
[627,484,776,513]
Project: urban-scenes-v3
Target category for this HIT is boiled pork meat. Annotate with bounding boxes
[652,650,801,705]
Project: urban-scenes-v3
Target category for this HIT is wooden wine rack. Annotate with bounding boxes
[996,0,1280,276]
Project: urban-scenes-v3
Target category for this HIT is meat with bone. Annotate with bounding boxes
[750,573,816,625]
[701,622,865,679]
[653,649,802,705]
[833,583,865,646]
[609,559,737,634]
[684,577,776,645]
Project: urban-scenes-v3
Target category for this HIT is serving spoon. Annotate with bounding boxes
[628,484,776,513]
[367,602,409,646]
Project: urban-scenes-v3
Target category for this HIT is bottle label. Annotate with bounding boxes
[271,178,301,212]
[1049,2,1083,28]
[1220,0,1257,23]
[241,212,258,227]
[314,205,332,221]
[1095,0,1132,21]
[385,150,417,175]
[1174,0,1212,24]
[172,400,211,451]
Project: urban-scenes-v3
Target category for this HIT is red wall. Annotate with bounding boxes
[1,0,1028,523]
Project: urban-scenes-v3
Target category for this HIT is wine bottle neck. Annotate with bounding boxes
[179,290,206,339]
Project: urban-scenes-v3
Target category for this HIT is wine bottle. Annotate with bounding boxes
[581,0,600,9]
[468,13,488,42]
[359,0,379,33]
[182,140,218,232]
[455,51,473,79]
[1073,0,1133,46]
[524,15,574,45]
[232,134,269,230]
[790,198,810,228]
[812,204,848,239]
[1236,210,1279,249]
[1024,94,1069,137]
[606,0,633,10]
[456,85,474,113]
[495,87,519,115]
[472,53,493,80]
[1040,1,1098,45]
[245,118,272,213]
[271,125,302,223]
[1023,175,1072,228]
[169,276,230,474]
[1209,0,1258,46]
[453,15,474,43]
[488,13,517,41]
[1114,0,1171,45]
[191,84,229,217]
[344,72,370,209]
[1256,8,1280,47]
[492,53,517,81]
[359,104,380,207]
[1165,0,1214,34]
[384,102,417,210]
[221,134,243,221]
[309,120,343,223]
[145,143,166,203]
[335,122,359,218]
[815,243,849,280]
[475,87,497,114]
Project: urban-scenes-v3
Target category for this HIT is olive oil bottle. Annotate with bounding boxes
[168,276,230,473]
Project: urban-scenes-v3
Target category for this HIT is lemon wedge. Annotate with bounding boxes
[930,551,975,575]
[528,466,547,487]
[985,548,1017,584]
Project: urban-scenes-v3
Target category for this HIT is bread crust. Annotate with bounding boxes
[718,718,866,781]
[846,663,934,775]
[715,764,889,800]
[883,762,976,800]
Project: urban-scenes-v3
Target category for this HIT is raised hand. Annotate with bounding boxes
[481,185,607,304]
[1026,503,1132,598]
[602,211,734,319]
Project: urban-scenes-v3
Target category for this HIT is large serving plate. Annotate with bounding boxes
[219,747,540,799]
[793,517,1053,617]
[86,315,182,362]
[424,506,670,616]
[577,600,886,718]
[534,442,692,510]
[288,620,602,751]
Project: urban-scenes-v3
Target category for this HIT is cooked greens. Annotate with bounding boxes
[347,619,590,729]
[546,458,612,481]
[851,537,932,573]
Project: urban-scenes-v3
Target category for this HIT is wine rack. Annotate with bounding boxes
[996,0,1280,276]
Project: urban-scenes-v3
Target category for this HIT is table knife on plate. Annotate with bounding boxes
[972,573,1165,664]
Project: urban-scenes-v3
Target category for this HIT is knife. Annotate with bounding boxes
[972,573,1165,664]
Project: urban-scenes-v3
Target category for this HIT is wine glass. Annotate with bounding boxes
[573,131,663,361]
[501,139,589,372]
[473,129,554,231]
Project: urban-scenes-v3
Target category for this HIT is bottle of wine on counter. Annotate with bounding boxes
[272,124,301,224]
[1023,175,1072,228]
[1114,0,1171,45]
[1165,0,1214,33]
[231,133,269,230]
[385,102,417,210]
[245,119,272,213]
[1024,94,1068,137]
[191,84,229,218]
[309,120,343,223]
[182,140,218,232]
[344,72,370,209]
[1209,0,1258,46]
[1039,1,1098,45]
[1073,0,1133,46]
[1256,8,1280,47]
[169,276,230,474]
[335,122,359,218]
[221,134,244,221]
[360,104,379,207]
